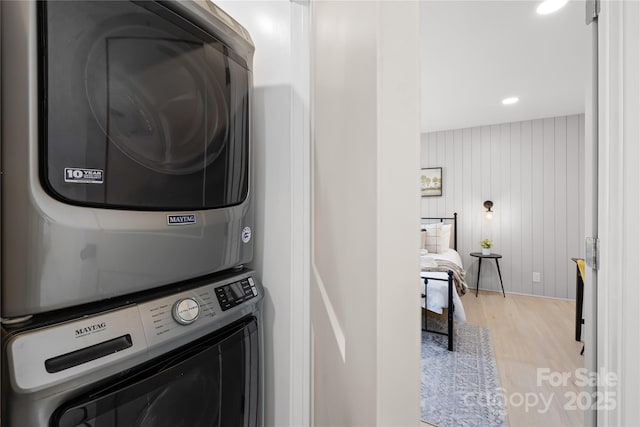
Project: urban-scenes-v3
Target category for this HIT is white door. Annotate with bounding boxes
[594,1,640,425]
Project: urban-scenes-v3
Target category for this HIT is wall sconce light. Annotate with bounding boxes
[484,200,494,220]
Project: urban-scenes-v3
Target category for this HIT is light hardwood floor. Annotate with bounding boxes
[463,291,585,427]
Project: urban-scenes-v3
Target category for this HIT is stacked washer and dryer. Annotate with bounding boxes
[1,1,262,425]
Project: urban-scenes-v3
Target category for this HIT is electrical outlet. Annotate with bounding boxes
[533,272,541,282]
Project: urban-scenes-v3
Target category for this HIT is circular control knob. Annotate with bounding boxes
[173,298,200,325]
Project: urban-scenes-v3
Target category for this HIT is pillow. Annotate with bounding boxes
[423,222,452,253]
[423,223,442,253]
[440,224,452,252]
[420,230,428,252]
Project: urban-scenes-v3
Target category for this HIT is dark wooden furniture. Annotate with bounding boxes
[571,258,585,342]
[469,252,505,298]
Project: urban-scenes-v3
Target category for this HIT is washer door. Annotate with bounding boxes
[51,317,260,427]
[41,1,250,210]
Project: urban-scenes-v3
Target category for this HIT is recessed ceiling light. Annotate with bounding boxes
[502,97,519,105]
[537,0,569,15]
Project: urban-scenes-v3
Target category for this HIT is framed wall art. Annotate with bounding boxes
[421,167,442,197]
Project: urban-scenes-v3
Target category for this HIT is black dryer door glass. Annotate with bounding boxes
[52,317,260,427]
[41,1,250,210]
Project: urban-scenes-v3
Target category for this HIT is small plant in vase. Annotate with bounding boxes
[480,239,492,255]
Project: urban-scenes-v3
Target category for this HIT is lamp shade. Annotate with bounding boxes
[484,200,494,219]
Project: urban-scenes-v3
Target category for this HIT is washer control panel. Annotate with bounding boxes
[6,270,263,394]
[139,271,261,345]
[172,298,200,325]
[215,277,258,311]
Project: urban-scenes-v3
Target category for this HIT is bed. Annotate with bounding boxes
[420,213,469,351]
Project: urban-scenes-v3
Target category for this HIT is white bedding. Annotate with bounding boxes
[426,248,463,266]
[420,249,467,322]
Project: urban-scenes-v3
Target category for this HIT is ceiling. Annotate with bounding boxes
[421,0,589,133]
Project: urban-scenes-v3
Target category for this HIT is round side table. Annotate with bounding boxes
[469,252,505,298]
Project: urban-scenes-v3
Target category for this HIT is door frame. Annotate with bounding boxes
[583,1,598,425]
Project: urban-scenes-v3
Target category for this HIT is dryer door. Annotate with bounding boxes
[51,317,260,427]
[41,1,250,210]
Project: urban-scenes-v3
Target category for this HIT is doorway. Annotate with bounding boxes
[420,2,592,425]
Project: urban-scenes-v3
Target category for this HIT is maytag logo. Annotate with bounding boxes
[75,322,107,338]
[167,214,197,226]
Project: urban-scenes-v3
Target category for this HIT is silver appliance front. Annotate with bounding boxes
[2,270,263,427]
[0,0,255,319]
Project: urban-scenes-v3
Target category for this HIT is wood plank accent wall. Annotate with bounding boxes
[422,114,585,299]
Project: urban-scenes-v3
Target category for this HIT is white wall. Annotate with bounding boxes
[311,1,421,425]
[422,114,585,299]
[213,2,310,426]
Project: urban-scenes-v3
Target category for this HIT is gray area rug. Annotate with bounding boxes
[421,322,509,427]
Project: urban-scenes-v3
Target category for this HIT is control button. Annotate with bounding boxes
[251,287,258,296]
[248,277,255,286]
[172,298,200,325]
